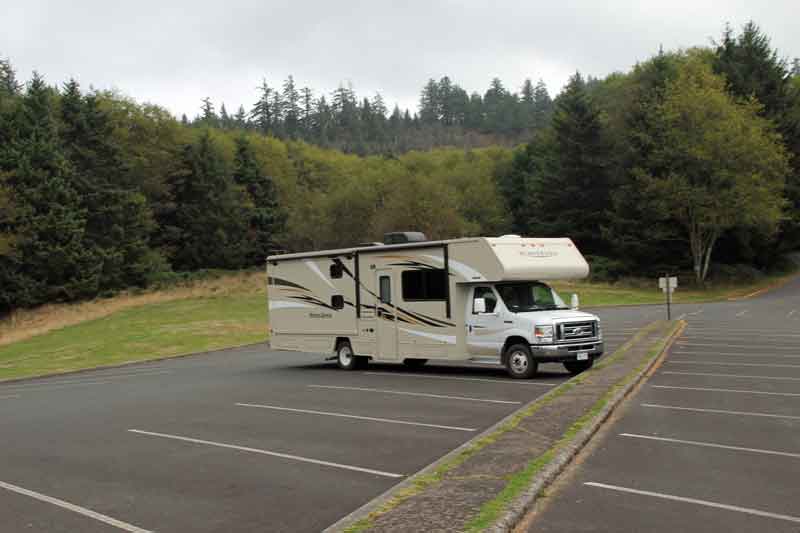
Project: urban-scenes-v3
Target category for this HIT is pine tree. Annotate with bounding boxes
[161,131,248,270]
[0,73,100,308]
[233,135,285,263]
[200,97,217,127]
[251,80,274,135]
[531,79,553,130]
[234,105,248,129]
[282,75,300,137]
[300,86,314,138]
[419,78,439,124]
[531,72,611,253]
[0,56,22,97]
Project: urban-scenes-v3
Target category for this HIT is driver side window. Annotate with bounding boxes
[473,286,497,314]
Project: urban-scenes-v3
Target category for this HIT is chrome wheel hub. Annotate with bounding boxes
[510,351,528,373]
[339,346,353,366]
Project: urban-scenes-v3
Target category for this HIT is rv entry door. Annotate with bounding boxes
[467,286,505,356]
[376,269,398,359]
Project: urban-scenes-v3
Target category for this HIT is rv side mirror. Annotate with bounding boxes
[473,298,487,314]
[570,293,580,310]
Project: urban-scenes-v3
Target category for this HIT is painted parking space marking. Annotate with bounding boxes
[620,433,800,459]
[236,403,477,432]
[662,371,800,381]
[128,429,404,478]
[584,482,800,524]
[669,360,800,369]
[676,342,800,351]
[307,385,522,405]
[673,351,800,359]
[681,329,800,337]
[0,480,152,532]
[641,403,800,421]
[652,385,800,397]
[361,371,555,386]
[1,371,173,392]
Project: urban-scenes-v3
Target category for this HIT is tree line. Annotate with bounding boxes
[0,21,798,313]
[187,75,553,155]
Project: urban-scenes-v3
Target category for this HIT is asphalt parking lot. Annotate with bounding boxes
[0,311,643,533]
[524,277,800,532]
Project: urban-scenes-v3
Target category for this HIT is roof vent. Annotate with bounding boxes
[383,232,428,245]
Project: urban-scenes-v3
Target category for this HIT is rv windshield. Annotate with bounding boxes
[495,282,568,313]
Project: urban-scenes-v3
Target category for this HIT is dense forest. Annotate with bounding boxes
[185,75,554,155]
[1,22,799,312]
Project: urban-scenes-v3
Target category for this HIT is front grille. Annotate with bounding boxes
[557,321,597,342]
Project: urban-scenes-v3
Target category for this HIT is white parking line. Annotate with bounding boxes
[584,482,800,524]
[682,329,800,337]
[0,480,151,532]
[307,385,521,404]
[362,372,555,386]
[1,371,172,392]
[662,371,800,381]
[669,360,800,369]
[641,403,800,420]
[673,351,800,359]
[128,429,403,478]
[236,403,476,432]
[676,342,800,350]
[620,433,800,458]
[652,385,800,397]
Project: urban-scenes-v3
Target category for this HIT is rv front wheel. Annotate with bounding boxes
[336,342,364,370]
[505,344,537,379]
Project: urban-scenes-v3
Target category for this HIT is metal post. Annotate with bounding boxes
[666,273,672,320]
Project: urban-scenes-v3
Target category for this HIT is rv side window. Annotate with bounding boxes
[330,263,343,279]
[379,276,391,304]
[402,269,447,301]
[331,295,344,310]
[473,287,497,313]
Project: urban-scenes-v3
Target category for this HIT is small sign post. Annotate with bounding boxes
[658,276,678,320]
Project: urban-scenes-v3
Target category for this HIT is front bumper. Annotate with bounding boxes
[530,341,604,363]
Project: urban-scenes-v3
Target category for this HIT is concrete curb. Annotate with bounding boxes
[324,322,680,533]
[0,341,269,386]
[488,320,686,532]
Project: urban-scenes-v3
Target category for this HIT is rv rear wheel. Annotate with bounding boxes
[336,342,365,370]
[505,344,537,379]
[403,358,428,368]
[563,359,593,375]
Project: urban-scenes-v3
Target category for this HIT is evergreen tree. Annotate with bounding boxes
[251,80,274,135]
[160,131,249,270]
[233,135,285,263]
[0,56,22,97]
[200,97,217,127]
[531,80,553,130]
[0,73,99,308]
[529,72,611,254]
[282,75,300,137]
[419,79,439,123]
[234,105,248,129]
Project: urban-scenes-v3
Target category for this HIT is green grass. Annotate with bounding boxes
[463,321,683,531]
[553,271,798,307]
[0,293,268,381]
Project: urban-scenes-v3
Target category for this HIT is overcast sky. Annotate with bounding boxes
[2,1,798,119]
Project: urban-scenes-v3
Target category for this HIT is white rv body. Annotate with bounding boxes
[267,236,604,376]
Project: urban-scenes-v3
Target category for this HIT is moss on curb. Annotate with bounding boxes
[343,321,677,533]
[463,321,683,532]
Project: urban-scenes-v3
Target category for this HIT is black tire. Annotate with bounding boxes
[403,358,428,368]
[563,359,594,376]
[505,343,537,379]
[336,341,360,370]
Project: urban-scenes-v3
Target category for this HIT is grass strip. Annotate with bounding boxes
[463,321,683,532]
[343,322,672,533]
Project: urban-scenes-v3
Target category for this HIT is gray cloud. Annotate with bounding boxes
[3,1,798,118]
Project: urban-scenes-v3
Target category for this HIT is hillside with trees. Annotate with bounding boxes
[1,21,799,312]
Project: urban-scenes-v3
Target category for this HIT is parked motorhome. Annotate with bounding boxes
[267,234,603,378]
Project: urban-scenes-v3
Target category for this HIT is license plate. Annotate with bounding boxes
[577,352,589,361]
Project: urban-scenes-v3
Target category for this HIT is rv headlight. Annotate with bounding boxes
[534,325,554,343]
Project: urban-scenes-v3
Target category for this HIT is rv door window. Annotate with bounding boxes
[473,287,497,313]
[379,276,392,304]
[401,269,447,301]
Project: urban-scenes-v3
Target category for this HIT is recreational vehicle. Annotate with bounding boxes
[267,233,604,378]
